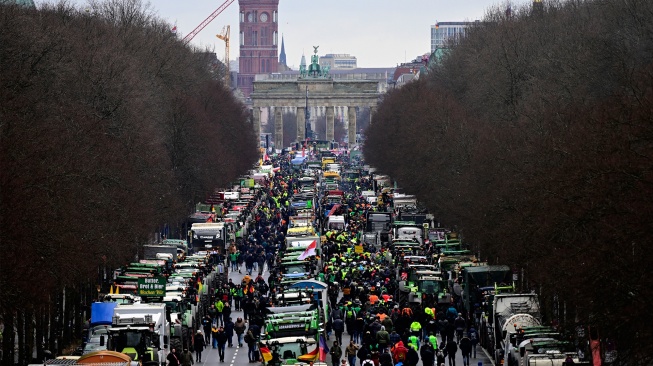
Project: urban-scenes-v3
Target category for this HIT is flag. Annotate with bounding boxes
[297,240,317,260]
[171,25,177,34]
[297,347,319,362]
[319,335,329,362]
[259,344,273,363]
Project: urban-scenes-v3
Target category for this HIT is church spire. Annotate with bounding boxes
[279,34,287,66]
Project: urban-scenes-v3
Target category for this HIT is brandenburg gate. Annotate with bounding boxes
[250,46,381,148]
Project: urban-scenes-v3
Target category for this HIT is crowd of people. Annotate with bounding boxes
[174,152,481,366]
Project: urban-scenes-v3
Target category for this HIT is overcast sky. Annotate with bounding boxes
[38,0,534,68]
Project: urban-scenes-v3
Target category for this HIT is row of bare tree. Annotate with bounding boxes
[365,0,653,363]
[0,1,257,362]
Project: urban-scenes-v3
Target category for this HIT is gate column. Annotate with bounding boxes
[296,107,306,143]
[326,106,335,142]
[348,106,357,147]
[274,107,283,149]
[252,107,261,141]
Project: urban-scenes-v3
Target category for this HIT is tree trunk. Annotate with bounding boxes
[2,311,14,366]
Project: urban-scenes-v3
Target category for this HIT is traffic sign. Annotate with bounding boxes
[138,277,166,297]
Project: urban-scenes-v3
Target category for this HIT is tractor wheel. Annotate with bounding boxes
[170,337,183,353]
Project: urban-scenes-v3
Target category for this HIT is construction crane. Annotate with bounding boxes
[216,25,231,87]
[182,0,235,44]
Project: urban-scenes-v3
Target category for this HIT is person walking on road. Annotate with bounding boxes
[436,349,446,366]
[224,317,235,347]
[406,344,419,366]
[379,349,393,366]
[468,327,478,358]
[193,330,205,362]
[420,342,435,366]
[211,325,219,349]
[376,326,390,353]
[180,348,194,366]
[222,303,232,325]
[454,314,466,343]
[202,316,212,344]
[244,329,258,362]
[234,317,246,347]
[167,347,180,366]
[330,341,343,366]
[333,318,345,346]
[445,339,458,366]
[215,299,224,326]
[459,334,472,366]
[346,340,359,366]
[216,326,228,362]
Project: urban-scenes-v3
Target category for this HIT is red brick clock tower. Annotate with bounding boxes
[238,0,279,98]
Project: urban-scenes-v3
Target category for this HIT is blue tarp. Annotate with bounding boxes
[291,157,307,165]
[289,279,328,290]
[90,302,117,326]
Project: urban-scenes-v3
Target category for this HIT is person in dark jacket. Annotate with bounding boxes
[180,349,194,366]
[376,326,390,352]
[330,341,343,366]
[362,331,374,349]
[202,316,212,344]
[193,331,205,362]
[333,318,345,345]
[389,330,401,347]
[436,349,446,366]
[244,329,258,362]
[420,342,435,366]
[454,314,466,343]
[234,318,246,347]
[459,334,472,366]
[222,303,232,324]
[354,316,365,344]
[357,346,370,366]
[438,318,449,344]
[216,326,229,362]
[224,317,235,347]
[445,339,458,366]
[167,347,180,366]
[406,346,419,366]
[379,349,393,366]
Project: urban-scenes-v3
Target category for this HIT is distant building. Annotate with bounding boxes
[392,54,430,88]
[237,0,280,98]
[319,54,357,70]
[430,21,475,52]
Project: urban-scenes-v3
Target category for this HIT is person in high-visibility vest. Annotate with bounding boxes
[410,321,422,338]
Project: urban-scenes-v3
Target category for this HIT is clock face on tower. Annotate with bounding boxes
[260,13,268,22]
[247,12,254,22]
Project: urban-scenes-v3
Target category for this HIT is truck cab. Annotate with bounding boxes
[107,303,169,366]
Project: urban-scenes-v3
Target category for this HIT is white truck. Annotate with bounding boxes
[190,222,227,250]
[488,293,542,365]
[107,303,170,366]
